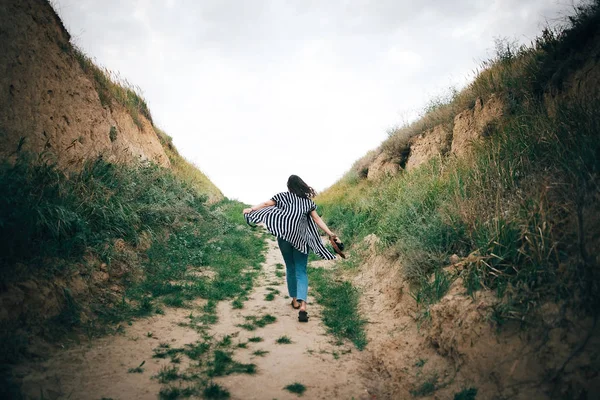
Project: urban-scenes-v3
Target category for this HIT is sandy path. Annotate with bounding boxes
[17,237,369,400]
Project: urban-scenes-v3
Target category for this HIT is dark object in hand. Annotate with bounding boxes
[329,236,346,258]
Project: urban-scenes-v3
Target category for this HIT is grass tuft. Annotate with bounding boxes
[275,336,292,344]
[284,382,306,396]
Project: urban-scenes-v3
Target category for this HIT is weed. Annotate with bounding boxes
[252,350,269,357]
[265,292,275,301]
[275,263,284,270]
[154,365,180,384]
[218,335,232,347]
[203,382,230,399]
[454,387,478,400]
[207,350,256,377]
[184,341,210,360]
[284,382,306,396]
[127,361,145,373]
[415,359,427,368]
[159,385,198,400]
[236,323,256,331]
[231,298,244,309]
[275,270,285,278]
[276,336,292,344]
[240,314,277,331]
[410,374,438,397]
[153,343,184,360]
[248,336,263,343]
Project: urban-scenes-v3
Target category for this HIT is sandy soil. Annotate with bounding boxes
[17,238,370,400]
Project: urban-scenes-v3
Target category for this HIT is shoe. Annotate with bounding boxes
[291,300,300,309]
[298,310,309,322]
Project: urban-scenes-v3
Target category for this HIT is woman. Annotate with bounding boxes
[243,175,340,322]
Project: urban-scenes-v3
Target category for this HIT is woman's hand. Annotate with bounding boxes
[243,207,253,214]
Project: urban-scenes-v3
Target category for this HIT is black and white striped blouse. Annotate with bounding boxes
[244,192,336,260]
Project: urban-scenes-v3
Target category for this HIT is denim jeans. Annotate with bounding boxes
[277,237,309,302]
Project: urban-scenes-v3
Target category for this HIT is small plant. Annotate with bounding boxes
[203,382,230,399]
[154,365,180,383]
[410,374,438,397]
[252,350,269,357]
[218,335,232,347]
[207,350,257,377]
[275,263,284,269]
[265,292,275,301]
[109,126,118,142]
[454,387,478,400]
[275,270,285,278]
[184,341,210,360]
[248,336,263,342]
[159,385,197,400]
[237,323,256,331]
[276,335,292,344]
[127,360,145,373]
[415,359,426,368]
[231,298,244,309]
[284,382,306,396]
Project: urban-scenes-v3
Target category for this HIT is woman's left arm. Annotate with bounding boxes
[310,210,336,237]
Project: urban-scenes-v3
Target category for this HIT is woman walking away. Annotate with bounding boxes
[243,175,341,323]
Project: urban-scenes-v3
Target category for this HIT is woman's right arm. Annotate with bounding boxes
[243,199,276,214]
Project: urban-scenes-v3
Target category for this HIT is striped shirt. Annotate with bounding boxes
[245,192,336,260]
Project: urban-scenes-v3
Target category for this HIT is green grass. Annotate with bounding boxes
[454,387,478,400]
[411,269,454,322]
[154,365,181,384]
[203,382,230,399]
[152,343,185,360]
[206,350,256,377]
[248,336,263,342]
[252,350,269,357]
[410,374,438,397]
[284,382,306,396]
[275,336,292,344]
[238,314,277,331]
[159,385,198,400]
[316,2,600,322]
[184,341,210,360]
[0,155,266,340]
[127,361,145,373]
[275,263,284,270]
[264,292,276,301]
[309,267,367,350]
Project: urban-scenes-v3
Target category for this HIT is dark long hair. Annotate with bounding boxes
[287,175,316,199]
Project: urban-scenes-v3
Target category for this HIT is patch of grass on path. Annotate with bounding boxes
[308,266,367,350]
[203,382,230,399]
[284,382,306,396]
[275,335,292,344]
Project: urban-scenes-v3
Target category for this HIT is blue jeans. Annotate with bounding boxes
[277,237,308,302]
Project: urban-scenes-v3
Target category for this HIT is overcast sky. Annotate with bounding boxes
[53,0,573,204]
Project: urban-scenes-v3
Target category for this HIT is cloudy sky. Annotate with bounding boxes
[53,0,573,204]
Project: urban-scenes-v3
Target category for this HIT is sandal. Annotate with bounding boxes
[298,310,309,323]
[291,300,300,309]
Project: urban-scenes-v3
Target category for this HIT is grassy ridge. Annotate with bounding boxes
[317,1,600,323]
[0,153,265,341]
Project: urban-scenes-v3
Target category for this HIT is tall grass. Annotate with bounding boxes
[0,153,265,330]
[72,47,152,129]
[317,1,600,320]
[155,127,224,203]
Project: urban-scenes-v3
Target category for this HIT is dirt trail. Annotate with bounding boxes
[18,238,369,400]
